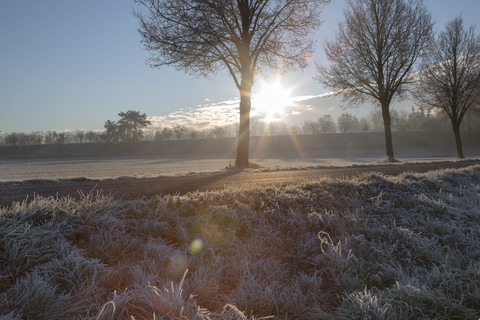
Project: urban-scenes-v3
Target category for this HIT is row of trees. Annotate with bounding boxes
[4,106,478,146]
[1,130,101,146]
[318,3,479,160]
[303,107,473,135]
[134,0,480,164]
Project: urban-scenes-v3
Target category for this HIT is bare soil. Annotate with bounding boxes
[1,160,479,208]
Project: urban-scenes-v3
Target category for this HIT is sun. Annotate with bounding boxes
[253,79,293,122]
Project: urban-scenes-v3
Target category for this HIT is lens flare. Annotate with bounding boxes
[190,236,204,254]
[166,254,188,279]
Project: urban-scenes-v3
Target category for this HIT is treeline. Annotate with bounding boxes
[256,106,479,136]
[0,126,237,146]
[2,106,478,147]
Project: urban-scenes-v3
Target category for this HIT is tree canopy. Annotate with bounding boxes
[104,110,151,143]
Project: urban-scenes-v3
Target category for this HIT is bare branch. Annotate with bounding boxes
[316,0,432,161]
[416,16,480,158]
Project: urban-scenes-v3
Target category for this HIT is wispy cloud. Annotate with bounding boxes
[148,91,412,129]
[149,99,240,129]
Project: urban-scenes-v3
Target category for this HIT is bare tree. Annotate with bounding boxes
[416,17,480,158]
[4,133,19,146]
[359,117,371,132]
[161,127,174,141]
[31,131,44,145]
[368,109,384,132]
[56,132,67,144]
[74,130,86,144]
[302,120,319,134]
[44,131,58,144]
[317,114,337,133]
[85,130,98,143]
[212,126,227,139]
[135,0,329,167]
[173,125,188,140]
[317,0,432,161]
[337,112,359,133]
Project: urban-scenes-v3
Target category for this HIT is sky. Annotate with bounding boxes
[1,0,479,133]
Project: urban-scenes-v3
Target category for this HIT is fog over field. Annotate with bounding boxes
[1,147,480,183]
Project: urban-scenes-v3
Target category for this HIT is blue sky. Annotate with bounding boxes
[1,0,479,133]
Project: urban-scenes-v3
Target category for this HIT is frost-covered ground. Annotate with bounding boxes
[1,147,479,182]
[0,166,479,319]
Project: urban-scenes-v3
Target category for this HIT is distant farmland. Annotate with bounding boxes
[1,131,479,160]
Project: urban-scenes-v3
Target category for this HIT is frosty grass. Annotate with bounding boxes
[0,165,479,319]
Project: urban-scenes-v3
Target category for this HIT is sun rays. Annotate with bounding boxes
[253,78,293,122]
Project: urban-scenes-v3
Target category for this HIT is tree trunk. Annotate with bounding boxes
[381,101,395,162]
[451,120,464,159]
[235,77,253,168]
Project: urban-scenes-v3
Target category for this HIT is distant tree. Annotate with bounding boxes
[337,112,359,133]
[409,107,448,132]
[56,132,66,144]
[154,129,163,141]
[404,106,421,131]
[250,118,262,136]
[188,128,199,140]
[164,127,175,141]
[135,0,330,167]
[117,110,151,142]
[267,122,289,136]
[359,117,371,132]
[212,126,227,139]
[25,132,41,145]
[367,110,384,132]
[16,133,29,145]
[104,111,151,143]
[289,125,301,135]
[31,131,44,145]
[5,133,19,146]
[104,120,118,143]
[317,114,337,133]
[389,109,409,132]
[416,17,480,158]
[317,0,432,161]
[85,130,98,143]
[74,130,86,144]
[44,131,57,144]
[173,125,188,140]
[302,120,319,134]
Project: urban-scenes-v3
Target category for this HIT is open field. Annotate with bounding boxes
[1,131,479,182]
[0,165,479,319]
[1,160,480,209]
[1,146,480,182]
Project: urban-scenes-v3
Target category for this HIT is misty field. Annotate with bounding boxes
[2,146,480,182]
[1,166,480,319]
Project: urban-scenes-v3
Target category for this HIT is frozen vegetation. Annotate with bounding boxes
[0,166,479,319]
